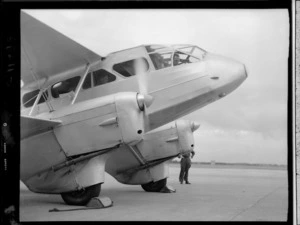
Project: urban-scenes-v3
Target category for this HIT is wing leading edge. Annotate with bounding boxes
[21,11,102,88]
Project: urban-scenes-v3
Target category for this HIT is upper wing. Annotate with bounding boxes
[21,115,62,139]
[21,11,102,88]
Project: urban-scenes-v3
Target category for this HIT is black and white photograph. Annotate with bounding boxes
[17,8,291,222]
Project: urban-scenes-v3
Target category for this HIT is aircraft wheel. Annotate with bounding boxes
[141,178,167,192]
[61,183,101,206]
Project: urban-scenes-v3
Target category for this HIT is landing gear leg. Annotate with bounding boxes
[61,183,101,206]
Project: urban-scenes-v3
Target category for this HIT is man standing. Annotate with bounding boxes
[179,150,195,184]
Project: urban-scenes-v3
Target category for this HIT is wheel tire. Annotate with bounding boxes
[61,183,101,206]
[141,178,167,192]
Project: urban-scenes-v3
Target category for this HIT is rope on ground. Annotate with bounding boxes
[49,206,109,212]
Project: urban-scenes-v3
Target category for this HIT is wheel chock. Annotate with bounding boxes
[160,185,176,193]
[86,196,113,208]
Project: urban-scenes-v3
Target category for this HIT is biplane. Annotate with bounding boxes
[21,11,247,205]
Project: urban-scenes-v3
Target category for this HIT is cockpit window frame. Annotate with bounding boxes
[173,49,200,61]
[147,45,206,70]
[175,46,207,60]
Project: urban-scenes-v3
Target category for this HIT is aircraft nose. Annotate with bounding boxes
[244,64,248,78]
[220,56,248,85]
[204,53,247,95]
[226,61,247,92]
[234,62,248,81]
[205,53,247,80]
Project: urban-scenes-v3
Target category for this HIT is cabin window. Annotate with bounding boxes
[113,58,149,77]
[51,76,80,98]
[149,52,172,70]
[23,89,48,108]
[82,72,92,90]
[93,69,116,86]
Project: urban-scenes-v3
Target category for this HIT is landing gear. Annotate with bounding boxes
[61,183,101,206]
[141,178,167,192]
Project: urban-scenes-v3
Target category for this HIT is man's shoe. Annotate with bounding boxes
[186,181,191,184]
[180,181,183,184]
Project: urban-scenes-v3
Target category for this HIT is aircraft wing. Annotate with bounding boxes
[21,11,102,88]
[21,115,62,139]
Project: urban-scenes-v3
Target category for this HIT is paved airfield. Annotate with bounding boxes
[20,164,288,221]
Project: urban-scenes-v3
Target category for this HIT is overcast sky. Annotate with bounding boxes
[23,9,289,165]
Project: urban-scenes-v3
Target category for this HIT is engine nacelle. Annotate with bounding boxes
[136,120,200,162]
[176,120,200,155]
[105,119,200,184]
[115,92,152,146]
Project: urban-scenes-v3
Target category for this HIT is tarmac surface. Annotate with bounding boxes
[20,164,288,221]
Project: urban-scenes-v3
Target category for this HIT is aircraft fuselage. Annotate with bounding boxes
[21,44,247,195]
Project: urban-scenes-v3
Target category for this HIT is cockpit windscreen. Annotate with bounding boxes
[146,45,206,70]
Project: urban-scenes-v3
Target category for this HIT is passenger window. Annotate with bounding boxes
[82,72,92,90]
[113,58,149,77]
[149,52,172,70]
[93,69,116,86]
[23,89,48,108]
[51,76,80,98]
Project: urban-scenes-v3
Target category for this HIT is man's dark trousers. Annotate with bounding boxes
[179,157,191,183]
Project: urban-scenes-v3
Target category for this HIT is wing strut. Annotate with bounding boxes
[22,42,54,115]
[71,63,90,105]
[28,87,54,116]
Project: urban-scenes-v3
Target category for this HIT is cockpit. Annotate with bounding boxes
[145,44,206,70]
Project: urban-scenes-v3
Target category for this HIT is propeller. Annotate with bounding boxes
[134,58,154,131]
[137,94,154,111]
